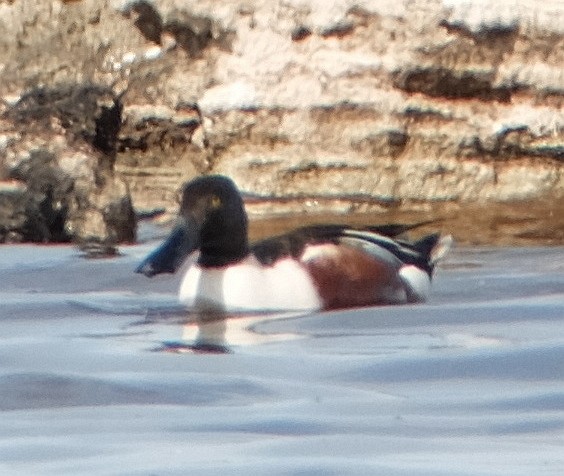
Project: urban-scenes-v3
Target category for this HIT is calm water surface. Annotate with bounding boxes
[0,236,562,475]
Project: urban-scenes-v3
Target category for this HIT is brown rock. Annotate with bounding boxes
[0,0,562,244]
[1,84,135,246]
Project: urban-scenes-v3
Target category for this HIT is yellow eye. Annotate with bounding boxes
[210,195,222,209]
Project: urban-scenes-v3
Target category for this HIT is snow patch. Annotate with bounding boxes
[443,0,564,34]
[199,81,259,113]
[493,104,564,136]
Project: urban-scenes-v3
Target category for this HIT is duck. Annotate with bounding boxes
[136,175,452,312]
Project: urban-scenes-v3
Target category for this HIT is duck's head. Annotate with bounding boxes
[136,175,249,277]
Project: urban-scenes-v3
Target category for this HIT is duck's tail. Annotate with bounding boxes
[430,234,454,268]
[404,233,453,276]
[398,234,453,302]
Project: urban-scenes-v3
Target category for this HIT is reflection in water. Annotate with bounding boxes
[146,309,306,354]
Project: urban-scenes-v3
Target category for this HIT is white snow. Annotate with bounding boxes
[199,81,259,113]
[442,0,564,34]
[492,104,564,137]
[0,242,563,475]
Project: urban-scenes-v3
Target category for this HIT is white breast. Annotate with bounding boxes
[178,256,322,312]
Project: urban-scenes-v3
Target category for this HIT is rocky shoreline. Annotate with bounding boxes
[1,0,562,246]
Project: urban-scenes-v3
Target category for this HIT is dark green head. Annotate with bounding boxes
[136,175,250,276]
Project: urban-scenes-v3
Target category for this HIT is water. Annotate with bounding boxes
[0,241,563,475]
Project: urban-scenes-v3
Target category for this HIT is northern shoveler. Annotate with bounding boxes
[136,175,452,312]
